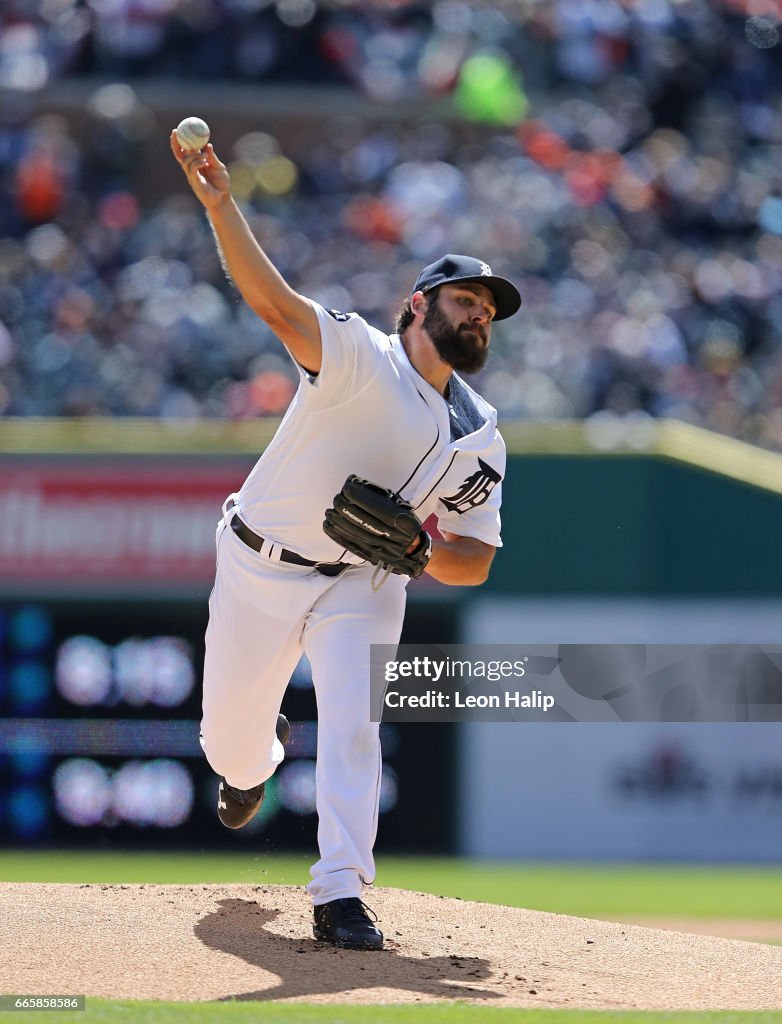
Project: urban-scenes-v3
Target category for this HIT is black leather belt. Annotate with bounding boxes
[230,514,350,577]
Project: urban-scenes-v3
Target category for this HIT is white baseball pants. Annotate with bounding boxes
[201,516,408,905]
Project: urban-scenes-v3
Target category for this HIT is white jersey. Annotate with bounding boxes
[234,302,506,563]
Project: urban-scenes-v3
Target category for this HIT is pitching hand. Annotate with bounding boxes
[170,133,231,210]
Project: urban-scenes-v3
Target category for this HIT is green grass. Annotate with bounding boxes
[1,852,781,919]
[1,1005,781,1024]
[378,858,782,920]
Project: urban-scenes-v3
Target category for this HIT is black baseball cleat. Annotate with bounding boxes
[217,713,290,829]
[312,898,384,950]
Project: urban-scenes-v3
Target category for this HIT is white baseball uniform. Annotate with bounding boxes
[201,301,505,905]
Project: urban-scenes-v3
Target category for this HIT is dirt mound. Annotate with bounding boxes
[2,883,780,1010]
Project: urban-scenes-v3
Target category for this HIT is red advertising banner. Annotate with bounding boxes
[0,462,248,586]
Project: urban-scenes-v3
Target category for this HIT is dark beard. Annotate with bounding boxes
[422,299,489,374]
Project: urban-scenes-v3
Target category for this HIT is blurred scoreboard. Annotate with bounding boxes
[0,597,456,852]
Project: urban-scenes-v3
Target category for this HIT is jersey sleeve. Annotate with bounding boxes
[295,302,386,403]
[437,484,504,548]
[435,435,506,548]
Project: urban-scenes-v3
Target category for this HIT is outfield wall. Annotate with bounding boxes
[459,597,782,861]
[459,719,782,861]
[494,454,782,595]
[2,419,781,857]
[2,418,781,597]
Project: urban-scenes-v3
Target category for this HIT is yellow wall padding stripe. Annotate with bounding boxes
[1,417,781,494]
[655,420,782,495]
[0,417,277,454]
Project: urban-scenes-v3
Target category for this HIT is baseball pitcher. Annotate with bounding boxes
[171,129,522,950]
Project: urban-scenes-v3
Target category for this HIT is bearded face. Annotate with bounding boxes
[422,290,490,374]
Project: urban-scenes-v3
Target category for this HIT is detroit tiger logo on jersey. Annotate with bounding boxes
[440,458,502,514]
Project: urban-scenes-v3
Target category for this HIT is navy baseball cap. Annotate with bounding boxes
[412,254,522,321]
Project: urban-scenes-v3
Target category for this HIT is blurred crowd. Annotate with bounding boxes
[3,0,782,450]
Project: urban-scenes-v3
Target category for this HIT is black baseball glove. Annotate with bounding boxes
[323,475,432,579]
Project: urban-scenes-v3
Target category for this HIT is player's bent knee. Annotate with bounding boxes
[199,724,252,781]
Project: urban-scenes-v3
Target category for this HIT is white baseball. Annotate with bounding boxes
[175,116,210,151]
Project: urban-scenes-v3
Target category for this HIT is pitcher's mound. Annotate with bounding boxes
[2,883,780,1010]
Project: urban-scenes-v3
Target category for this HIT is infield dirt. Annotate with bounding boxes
[2,883,781,1010]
